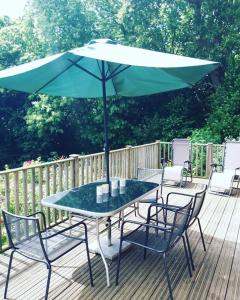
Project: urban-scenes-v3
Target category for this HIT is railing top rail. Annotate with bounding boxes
[131,141,165,149]
[0,141,225,175]
[0,157,74,175]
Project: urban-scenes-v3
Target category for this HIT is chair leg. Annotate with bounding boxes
[155,206,159,235]
[85,241,94,286]
[118,212,121,228]
[116,238,123,285]
[185,231,195,271]
[182,235,192,277]
[163,253,173,300]
[134,203,137,217]
[45,264,52,300]
[144,226,150,260]
[4,250,15,299]
[197,218,206,251]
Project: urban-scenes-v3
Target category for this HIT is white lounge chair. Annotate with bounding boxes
[163,139,192,187]
[208,141,240,195]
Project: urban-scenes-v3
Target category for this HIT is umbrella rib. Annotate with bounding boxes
[68,59,102,81]
[97,60,103,77]
[106,64,123,80]
[35,57,84,93]
[105,61,117,95]
[106,65,131,80]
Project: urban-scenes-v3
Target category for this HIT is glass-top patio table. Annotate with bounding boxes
[41,179,159,286]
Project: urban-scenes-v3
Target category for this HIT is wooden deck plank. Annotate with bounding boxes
[186,195,237,300]
[206,192,240,299]
[224,219,240,300]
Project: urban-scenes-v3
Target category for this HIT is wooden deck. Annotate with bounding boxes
[1,178,240,300]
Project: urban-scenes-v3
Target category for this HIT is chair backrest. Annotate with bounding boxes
[189,184,207,223]
[172,139,191,166]
[137,167,164,182]
[165,200,192,248]
[223,141,240,170]
[2,210,47,261]
[137,167,164,197]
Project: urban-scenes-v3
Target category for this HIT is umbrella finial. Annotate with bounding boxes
[87,39,118,45]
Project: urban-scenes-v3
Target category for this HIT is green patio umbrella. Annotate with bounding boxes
[0,39,220,183]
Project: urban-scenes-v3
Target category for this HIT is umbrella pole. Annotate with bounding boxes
[102,61,110,184]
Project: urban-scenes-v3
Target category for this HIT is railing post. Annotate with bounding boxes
[69,154,79,187]
[126,145,132,179]
[206,143,213,177]
[155,140,160,168]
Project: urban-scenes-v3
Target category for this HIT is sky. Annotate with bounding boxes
[0,0,27,19]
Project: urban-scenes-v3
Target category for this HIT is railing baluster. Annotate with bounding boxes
[31,169,36,214]
[70,160,75,188]
[80,158,84,185]
[4,173,10,212]
[94,156,97,181]
[45,166,51,226]
[13,172,20,214]
[38,166,43,228]
[52,164,57,224]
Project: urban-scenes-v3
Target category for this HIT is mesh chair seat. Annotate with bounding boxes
[43,229,85,262]
[15,229,83,261]
[123,225,179,252]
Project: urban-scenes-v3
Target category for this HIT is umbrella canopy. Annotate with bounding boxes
[0,39,220,183]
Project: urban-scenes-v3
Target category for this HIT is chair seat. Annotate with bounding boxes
[123,225,178,253]
[210,169,235,190]
[139,197,157,204]
[17,227,85,262]
[164,166,184,182]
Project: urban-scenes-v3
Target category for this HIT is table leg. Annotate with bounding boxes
[96,218,110,287]
[107,217,112,246]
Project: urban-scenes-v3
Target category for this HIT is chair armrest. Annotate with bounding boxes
[27,211,47,231]
[211,163,224,172]
[121,219,172,233]
[166,192,194,205]
[161,158,171,167]
[148,202,180,212]
[147,202,181,222]
[184,160,192,170]
[211,163,223,168]
[42,220,87,240]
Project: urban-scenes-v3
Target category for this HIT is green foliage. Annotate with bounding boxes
[0,0,239,168]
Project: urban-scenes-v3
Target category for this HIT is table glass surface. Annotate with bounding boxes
[52,180,158,214]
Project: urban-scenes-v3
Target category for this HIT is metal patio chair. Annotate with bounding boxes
[208,141,240,195]
[2,210,93,300]
[163,139,192,187]
[116,200,193,300]
[165,184,207,271]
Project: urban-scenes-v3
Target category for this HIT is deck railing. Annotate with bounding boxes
[0,140,224,251]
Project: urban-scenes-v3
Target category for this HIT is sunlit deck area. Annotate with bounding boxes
[0,177,240,300]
